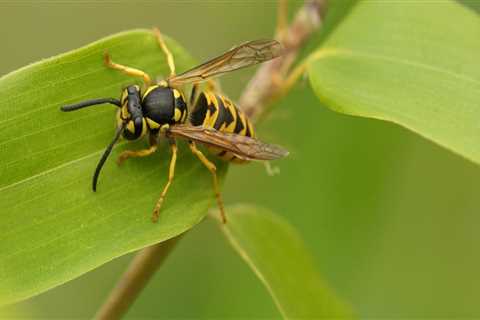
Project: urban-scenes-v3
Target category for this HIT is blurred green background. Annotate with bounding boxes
[1,1,479,318]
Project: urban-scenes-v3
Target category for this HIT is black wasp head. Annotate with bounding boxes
[119,85,146,140]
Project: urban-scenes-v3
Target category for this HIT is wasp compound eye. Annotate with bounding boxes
[127,91,142,116]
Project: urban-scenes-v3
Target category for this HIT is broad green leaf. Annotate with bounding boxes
[458,0,480,13]
[307,0,480,164]
[218,204,353,319]
[0,29,227,306]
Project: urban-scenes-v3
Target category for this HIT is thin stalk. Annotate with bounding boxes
[240,0,328,122]
[95,237,180,320]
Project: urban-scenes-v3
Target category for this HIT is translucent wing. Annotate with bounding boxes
[168,125,289,161]
[167,39,283,86]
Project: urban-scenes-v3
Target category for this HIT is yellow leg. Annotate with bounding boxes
[116,145,158,165]
[117,134,158,165]
[152,27,176,77]
[104,51,152,86]
[276,0,288,41]
[152,140,178,223]
[188,141,227,224]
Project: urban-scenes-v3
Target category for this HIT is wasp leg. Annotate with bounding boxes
[152,139,178,223]
[188,141,227,224]
[104,52,152,87]
[276,0,288,41]
[116,145,158,165]
[153,27,176,77]
[117,134,158,165]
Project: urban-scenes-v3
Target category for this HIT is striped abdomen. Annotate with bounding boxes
[190,90,255,163]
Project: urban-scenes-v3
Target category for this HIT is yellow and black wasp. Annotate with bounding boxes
[61,28,288,223]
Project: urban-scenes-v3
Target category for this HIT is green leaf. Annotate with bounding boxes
[307,1,480,164]
[0,29,226,306]
[457,0,480,13]
[218,204,353,319]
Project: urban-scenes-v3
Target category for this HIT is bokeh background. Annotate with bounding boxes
[1,1,479,318]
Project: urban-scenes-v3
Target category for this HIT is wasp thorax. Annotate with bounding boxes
[141,85,188,132]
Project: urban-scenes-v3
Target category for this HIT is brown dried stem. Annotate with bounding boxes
[240,0,328,123]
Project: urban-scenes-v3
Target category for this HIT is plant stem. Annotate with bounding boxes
[94,236,180,320]
[240,0,328,122]
[95,1,327,319]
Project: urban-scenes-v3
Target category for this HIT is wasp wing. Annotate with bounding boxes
[167,39,283,87]
[168,125,289,161]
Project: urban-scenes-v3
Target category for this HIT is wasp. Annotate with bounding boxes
[61,28,288,223]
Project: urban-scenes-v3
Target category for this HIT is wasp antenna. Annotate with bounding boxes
[61,98,121,112]
[92,123,126,192]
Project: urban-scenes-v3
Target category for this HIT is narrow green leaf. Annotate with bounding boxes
[218,204,353,319]
[0,30,226,305]
[308,1,480,164]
